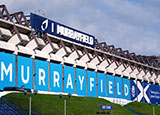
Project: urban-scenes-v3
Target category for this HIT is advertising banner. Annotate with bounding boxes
[150,84,160,104]
[107,74,114,98]
[17,56,33,89]
[0,52,15,90]
[35,59,48,91]
[123,78,130,100]
[98,72,106,97]
[64,65,75,94]
[50,63,62,92]
[87,70,96,97]
[76,68,86,96]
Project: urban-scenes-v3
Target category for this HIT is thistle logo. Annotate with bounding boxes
[132,86,135,97]
[41,19,48,31]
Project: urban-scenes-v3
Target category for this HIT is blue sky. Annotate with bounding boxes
[0,0,160,56]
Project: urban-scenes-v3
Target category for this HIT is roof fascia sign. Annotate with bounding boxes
[30,13,95,48]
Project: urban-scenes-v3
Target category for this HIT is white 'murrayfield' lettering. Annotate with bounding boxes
[57,24,93,45]
[53,71,60,87]
[1,62,12,82]
[79,76,84,90]
[66,74,73,89]
[109,81,113,94]
[21,65,30,84]
[90,78,94,91]
[39,68,46,86]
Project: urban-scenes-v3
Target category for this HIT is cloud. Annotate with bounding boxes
[0,0,159,56]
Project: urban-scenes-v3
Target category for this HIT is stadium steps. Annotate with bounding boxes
[0,96,41,115]
[124,105,147,115]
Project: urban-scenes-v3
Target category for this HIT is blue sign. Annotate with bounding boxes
[50,63,62,92]
[98,72,106,97]
[76,68,86,96]
[17,56,33,89]
[87,70,96,97]
[64,65,75,94]
[107,74,114,98]
[100,105,113,110]
[35,59,48,91]
[150,84,160,104]
[30,13,95,48]
[130,80,137,101]
[123,78,130,100]
[0,52,15,90]
[115,76,122,98]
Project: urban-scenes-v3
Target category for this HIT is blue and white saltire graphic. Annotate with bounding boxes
[87,70,96,97]
[64,65,75,94]
[130,80,137,101]
[123,78,130,100]
[17,56,33,89]
[137,81,143,102]
[76,68,86,96]
[115,76,122,98]
[150,84,160,104]
[98,72,106,97]
[107,74,114,98]
[35,59,48,91]
[0,52,15,90]
[142,82,150,103]
[50,63,62,92]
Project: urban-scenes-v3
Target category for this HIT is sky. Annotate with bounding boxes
[0,0,160,56]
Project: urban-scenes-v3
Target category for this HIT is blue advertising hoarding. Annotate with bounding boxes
[115,76,122,98]
[30,13,95,48]
[17,56,33,89]
[35,59,48,91]
[123,78,130,100]
[76,68,86,96]
[50,63,62,92]
[87,70,96,97]
[107,74,114,98]
[64,65,75,94]
[130,80,137,101]
[98,72,106,97]
[0,52,15,90]
[150,84,160,104]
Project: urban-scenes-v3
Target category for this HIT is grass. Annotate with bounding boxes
[126,101,160,115]
[5,93,133,115]
[4,93,160,115]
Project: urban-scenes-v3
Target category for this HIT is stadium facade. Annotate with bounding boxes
[0,5,160,105]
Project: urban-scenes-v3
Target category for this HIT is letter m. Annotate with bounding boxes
[1,62,12,82]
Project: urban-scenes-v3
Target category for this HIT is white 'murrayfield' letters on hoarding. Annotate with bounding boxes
[0,52,15,90]
[18,56,33,89]
[123,78,130,100]
[35,59,48,91]
[98,72,106,97]
[115,76,122,98]
[107,74,114,98]
[50,63,62,92]
[64,65,75,94]
[76,68,86,96]
[87,70,96,97]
